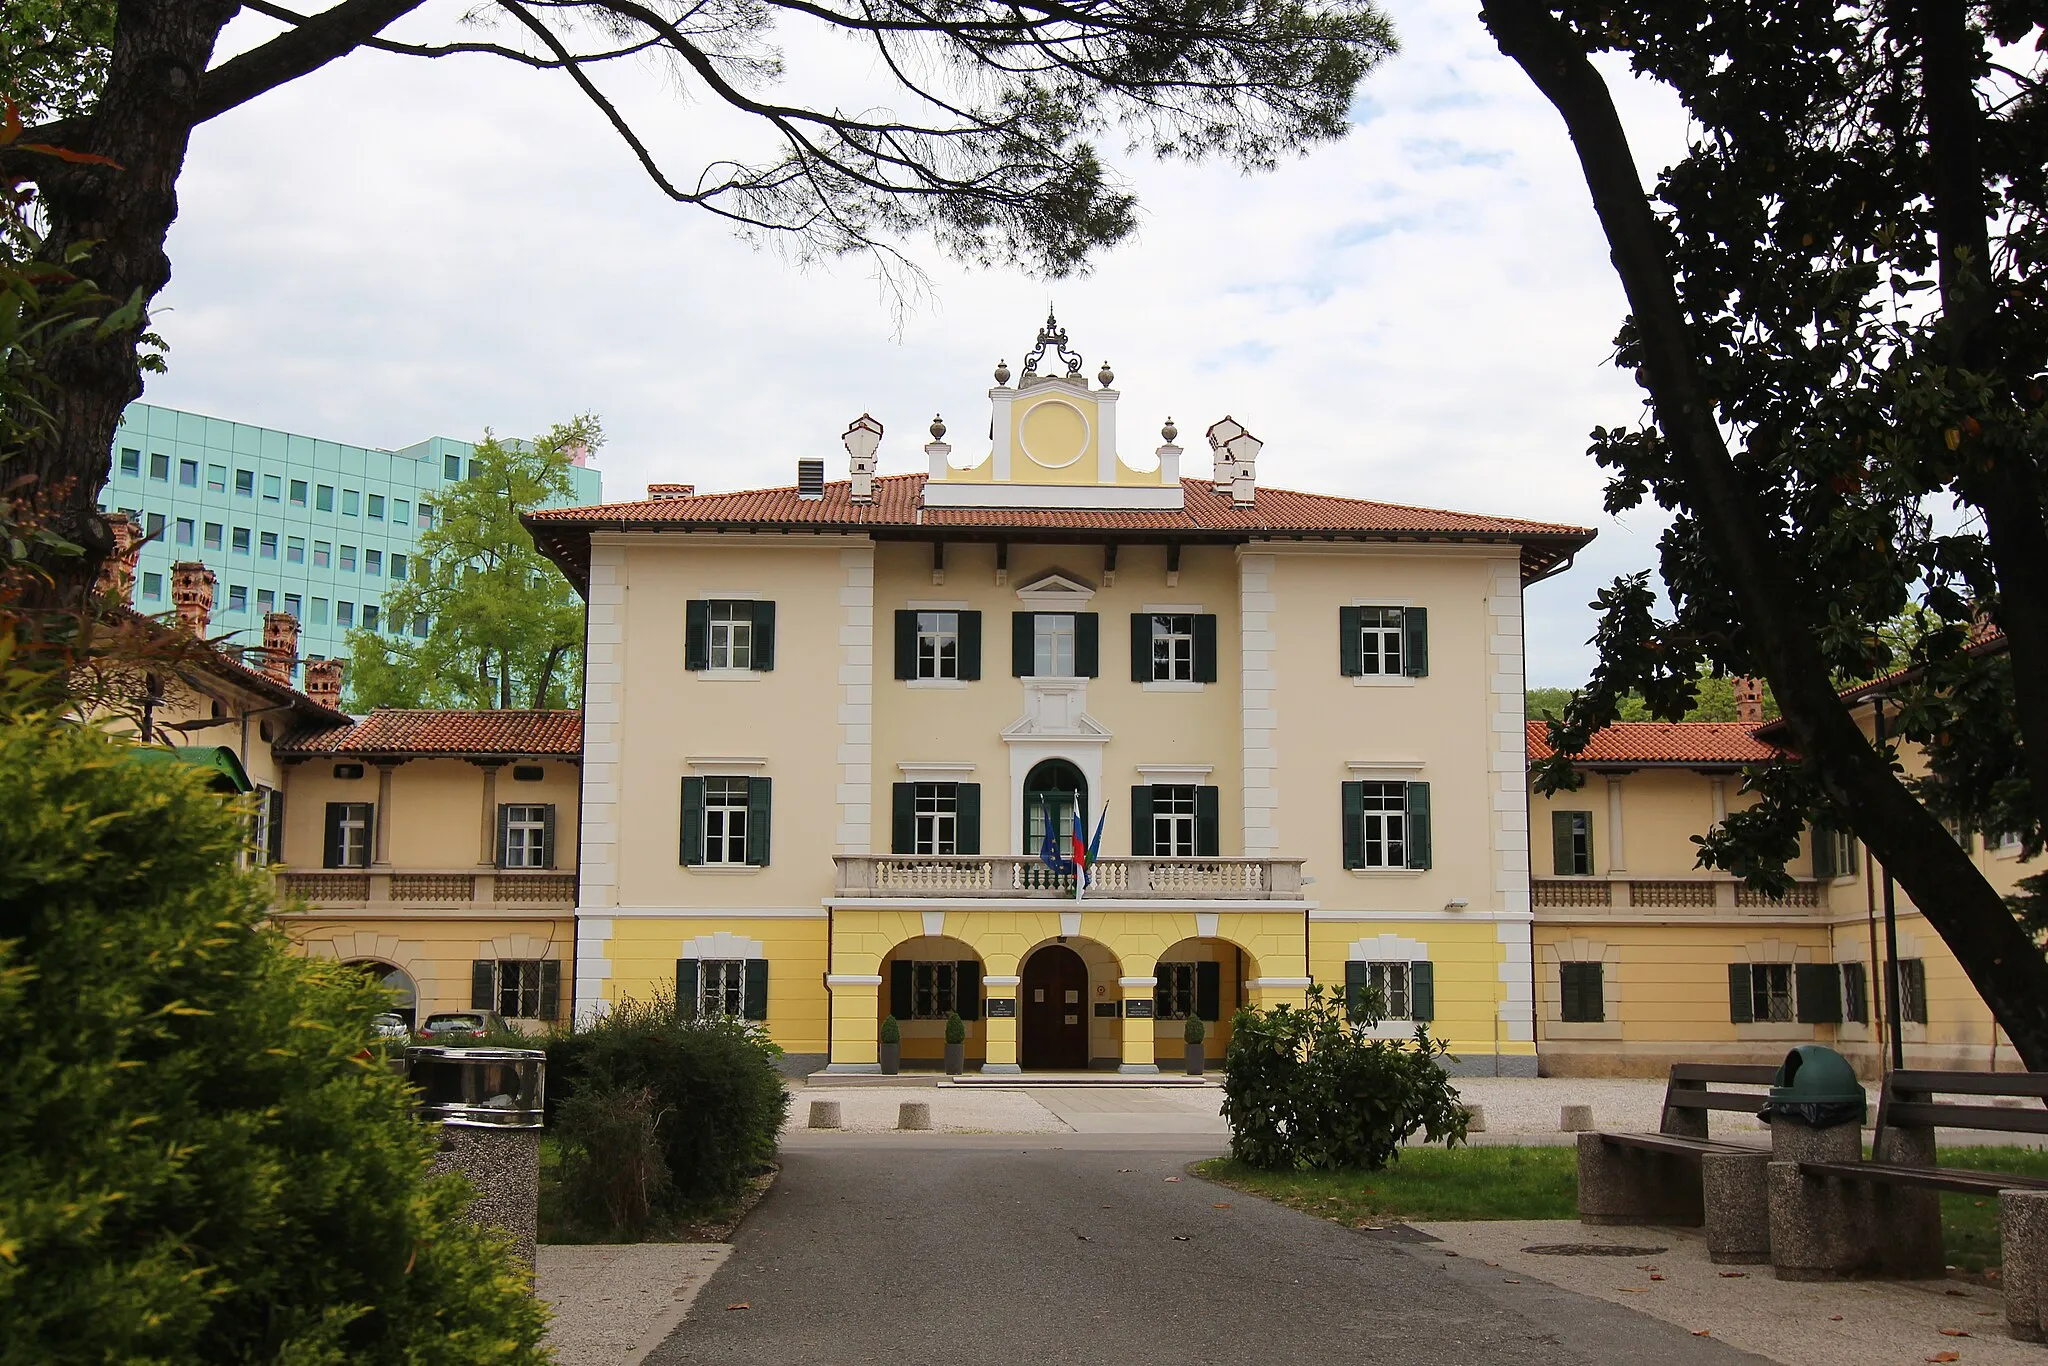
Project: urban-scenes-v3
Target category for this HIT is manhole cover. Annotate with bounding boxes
[1520,1243,1667,1257]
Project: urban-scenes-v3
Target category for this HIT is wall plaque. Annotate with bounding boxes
[1123,1000,1155,1019]
[986,998,1017,1018]
[1094,1001,1120,1018]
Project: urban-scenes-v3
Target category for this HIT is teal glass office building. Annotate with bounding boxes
[99,403,603,674]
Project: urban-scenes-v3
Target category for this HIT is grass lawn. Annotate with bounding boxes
[1197,1143,2048,1271]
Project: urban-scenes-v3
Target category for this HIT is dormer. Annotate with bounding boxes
[923,311,1185,512]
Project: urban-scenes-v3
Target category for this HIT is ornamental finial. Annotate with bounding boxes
[994,358,1011,385]
[930,413,947,442]
[1098,360,1114,388]
[1162,417,1178,444]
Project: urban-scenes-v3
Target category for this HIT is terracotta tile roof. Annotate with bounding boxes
[277,708,583,757]
[113,605,350,727]
[526,473,1596,592]
[1526,719,1786,766]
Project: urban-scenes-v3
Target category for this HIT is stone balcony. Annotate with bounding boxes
[833,855,1306,900]
[274,868,578,910]
[1531,875,1829,913]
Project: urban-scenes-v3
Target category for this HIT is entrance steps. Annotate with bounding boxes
[800,1070,1217,1089]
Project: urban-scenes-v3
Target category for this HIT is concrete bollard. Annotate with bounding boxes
[1560,1104,1595,1133]
[898,1101,933,1131]
[807,1099,843,1130]
[1465,1104,1487,1134]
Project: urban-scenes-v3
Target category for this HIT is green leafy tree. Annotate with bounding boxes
[0,0,1394,609]
[345,416,594,710]
[0,662,550,1363]
[1480,1,2048,1063]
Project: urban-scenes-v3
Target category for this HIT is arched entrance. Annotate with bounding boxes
[347,959,418,1029]
[1022,758,1087,857]
[879,936,984,1069]
[1020,942,1091,1069]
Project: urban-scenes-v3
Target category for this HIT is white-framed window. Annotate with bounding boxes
[704,777,751,864]
[1157,961,1198,1020]
[1033,613,1076,676]
[709,601,754,670]
[1151,614,1195,682]
[699,958,747,1016]
[1356,606,1405,675]
[327,801,372,869]
[1364,961,1412,1019]
[1355,782,1407,868]
[910,960,959,1019]
[914,783,958,854]
[1746,962,1795,1022]
[497,959,544,1018]
[917,611,960,680]
[502,804,549,868]
[1151,784,1197,857]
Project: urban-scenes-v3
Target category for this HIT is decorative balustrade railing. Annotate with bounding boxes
[834,856,1304,900]
[1531,877,1829,912]
[274,870,577,908]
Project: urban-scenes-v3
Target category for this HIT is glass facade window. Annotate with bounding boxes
[313,541,330,568]
[365,549,381,575]
[141,572,162,600]
[342,489,359,516]
[179,459,198,487]
[412,614,429,638]
[391,553,407,580]
[283,593,302,618]
[337,601,354,628]
[417,502,434,528]
[145,512,164,539]
[234,469,254,497]
[287,536,304,563]
[289,479,307,506]
[444,454,462,480]
[226,585,247,613]
[175,517,194,546]
[262,474,281,501]
[203,523,223,551]
[316,485,333,512]
[231,527,250,554]
[207,465,226,492]
[259,531,277,559]
[119,448,141,476]
[257,588,274,613]
[339,545,356,572]
[362,604,379,630]
[367,494,384,520]
[394,499,410,525]
[149,451,169,480]
[310,598,328,625]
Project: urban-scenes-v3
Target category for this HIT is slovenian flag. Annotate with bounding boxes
[1074,802,1108,898]
[1038,795,1073,875]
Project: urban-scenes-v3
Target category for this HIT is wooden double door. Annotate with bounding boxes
[1020,944,1090,1070]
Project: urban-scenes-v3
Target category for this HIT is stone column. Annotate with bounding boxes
[982,973,1022,1074]
[1605,775,1627,873]
[1245,976,1311,1011]
[373,763,397,867]
[823,975,883,1072]
[477,761,503,867]
[1119,974,1159,1074]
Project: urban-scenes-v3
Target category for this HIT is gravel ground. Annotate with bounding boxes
[1450,1077,1775,1138]
[783,1085,1071,1134]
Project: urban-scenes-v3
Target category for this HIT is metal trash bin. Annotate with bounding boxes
[405,1046,547,1267]
[1762,1044,1866,1129]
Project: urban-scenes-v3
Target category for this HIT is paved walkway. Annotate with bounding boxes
[642,1136,1756,1365]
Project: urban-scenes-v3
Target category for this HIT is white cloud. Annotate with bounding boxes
[148,0,1695,685]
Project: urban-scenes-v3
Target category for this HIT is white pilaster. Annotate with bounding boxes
[1240,552,1279,855]
[1605,775,1627,872]
[1486,559,1534,1046]
[837,544,877,852]
[578,538,626,914]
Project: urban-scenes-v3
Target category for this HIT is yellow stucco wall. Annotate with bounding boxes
[284,915,573,1026]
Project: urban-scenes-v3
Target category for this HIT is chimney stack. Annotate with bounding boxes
[1206,417,1262,507]
[304,658,345,711]
[647,483,695,500]
[796,458,826,500]
[170,561,216,635]
[94,513,146,603]
[262,612,300,685]
[844,413,883,504]
[1734,676,1764,725]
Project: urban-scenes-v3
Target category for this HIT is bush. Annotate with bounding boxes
[0,691,548,1363]
[545,992,789,1215]
[551,1084,672,1239]
[944,1011,966,1046]
[879,1014,900,1045]
[1185,1014,1206,1045]
[1220,984,1469,1171]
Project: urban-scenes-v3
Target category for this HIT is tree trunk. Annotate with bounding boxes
[1483,0,2048,1069]
[532,643,567,709]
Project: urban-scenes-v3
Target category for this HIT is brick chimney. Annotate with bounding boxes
[94,513,146,603]
[647,483,694,499]
[262,612,300,685]
[304,658,345,711]
[170,561,216,635]
[1734,676,1764,725]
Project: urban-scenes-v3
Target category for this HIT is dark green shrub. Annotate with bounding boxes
[944,1010,966,1045]
[545,992,789,1209]
[552,1083,673,1238]
[1185,1014,1206,1045]
[1221,984,1469,1171]
[879,1014,901,1045]
[0,693,548,1364]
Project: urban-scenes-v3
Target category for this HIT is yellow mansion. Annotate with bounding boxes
[523,319,1594,1073]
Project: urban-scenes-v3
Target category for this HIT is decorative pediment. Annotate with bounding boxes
[1002,677,1111,745]
[1014,570,1096,606]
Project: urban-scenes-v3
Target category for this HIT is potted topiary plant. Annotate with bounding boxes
[1184,1014,1207,1076]
[943,1011,967,1074]
[879,1014,901,1075]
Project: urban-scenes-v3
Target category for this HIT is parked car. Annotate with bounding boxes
[369,1012,411,1043]
[418,1010,511,1044]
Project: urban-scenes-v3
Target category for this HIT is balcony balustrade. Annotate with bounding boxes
[1531,875,1827,912]
[834,855,1305,900]
[275,869,577,909]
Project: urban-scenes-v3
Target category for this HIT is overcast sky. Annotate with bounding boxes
[146,0,1694,687]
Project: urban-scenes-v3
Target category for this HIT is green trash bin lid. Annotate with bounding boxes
[1770,1044,1864,1105]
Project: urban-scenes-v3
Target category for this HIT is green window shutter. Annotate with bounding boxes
[266,790,286,863]
[745,777,772,866]
[677,958,700,1015]
[685,600,710,670]
[1811,825,1837,879]
[1076,613,1099,677]
[471,960,495,1011]
[751,600,776,671]
[323,802,345,868]
[1195,786,1221,857]
[959,611,982,681]
[957,961,981,1020]
[541,804,557,870]
[679,776,705,866]
[955,783,981,855]
[1843,834,1859,875]
[1012,612,1034,676]
[891,783,916,854]
[1402,606,1429,677]
[895,610,918,680]
[496,802,513,869]
[1341,781,1365,870]
[1409,961,1436,1022]
[1131,613,1153,681]
[1728,964,1754,1023]
[1905,959,1928,1024]
[1196,961,1222,1021]
[889,960,914,1018]
[1560,962,1603,1023]
[1344,961,1370,1021]
[1551,811,1575,876]
[539,960,562,1021]
[1796,963,1842,1025]
[1339,606,1364,676]
[1405,782,1432,870]
[1194,614,1218,683]
[743,959,769,1021]
[1130,785,1154,856]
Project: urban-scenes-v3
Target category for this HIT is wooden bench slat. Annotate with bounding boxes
[1665,1091,1770,1112]
[1669,1064,1781,1084]
[1889,1070,2048,1100]
[1796,1159,2048,1195]
[1887,1101,2048,1134]
[1601,1131,1759,1155]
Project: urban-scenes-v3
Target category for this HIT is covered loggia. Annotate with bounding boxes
[1151,937,1256,1070]
[880,936,985,1068]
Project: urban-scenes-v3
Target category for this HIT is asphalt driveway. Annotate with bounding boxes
[646,1134,1763,1365]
